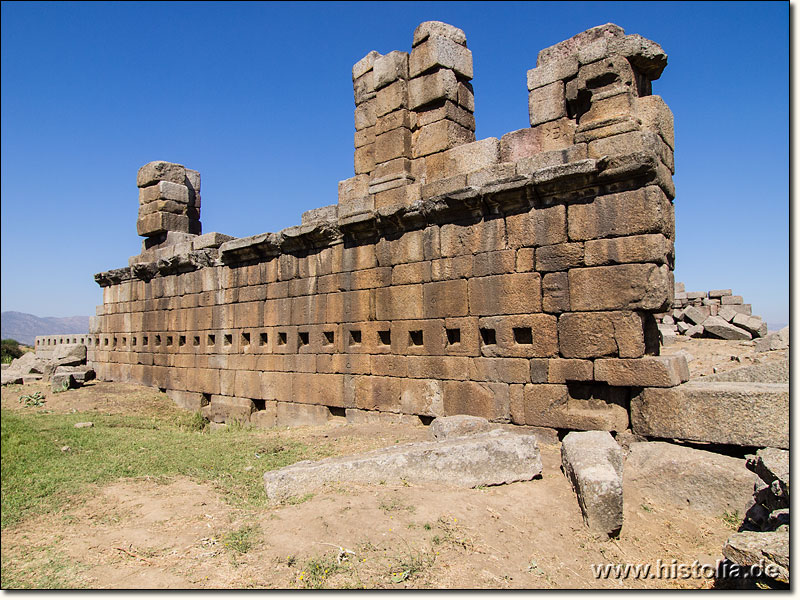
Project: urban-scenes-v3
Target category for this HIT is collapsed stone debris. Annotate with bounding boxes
[3,340,94,390]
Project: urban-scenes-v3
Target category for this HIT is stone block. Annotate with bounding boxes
[354,99,377,130]
[709,289,732,298]
[251,404,278,429]
[292,373,346,407]
[537,23,625,66]
[594,355,689,387]
[353,70,376,104]
[513,383,629,432]
[466,162,517,187]
[529,358,594,383]
[721,295,744,305]
[430,415,494,440]
[412,21,467,47]
[535,242,584,272]
[354,375,444,416]
[376,79,408,117]
[558,311,651,359]
[561,431,623,537]
[409,35,473,79]
[729,303,752,316]
[506,204,566,248]
[353,50,380,81]
[137,161,186,187]
[423,279,468,318]
[338,175,370,205]
[205,395,255,424]
[375,284,423,321]
[500,120,577,163]
[407,356,470,381]
[263,429,541,502]
[584,234,672,266]
[632,381,789,449]
[626,441,756,517]
[354,125,376,148]
[412,119,475,157]
[568,264,670,312]
[373,50,409,90]
[634,95,674,149]
[442,380,510,421]
[723,531,789,584]
[276,401,331,427]
[731,313,767,337]
[443,316,480,356]
[440,218,505,257]
[354,143,375,175]
[469,357,531,384]
[139,180,190,206]
[166,389,208,411]
[471,250,516,277]
[541,272,570,314]
[528,82,566,126]
[374,127,412,163]
[526,56,579,90]
[478,314,559,358]
[408,69,458,110]
[137,212,197,237]
[567,186,673,241]
[703,316,752,340]
[424,138,500,181]
[468,273,542,316]
[683,305,710,325]
[415,100,475,130]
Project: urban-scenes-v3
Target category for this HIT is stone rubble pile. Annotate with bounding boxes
[1,345,95,391]
[722,448,789,584]
[656,282,771,344]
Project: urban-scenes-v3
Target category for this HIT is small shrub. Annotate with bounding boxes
[1,339,23,364]
[223,524,260,554]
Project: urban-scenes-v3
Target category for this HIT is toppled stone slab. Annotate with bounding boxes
[8,352,47,375]
[631,381,789,449]
[625,441,756,516]
[1,372,24,385]
[747,448,789,496]
[723,530,789,584]
[561,430,623,537]
[430,414,493,440]
[263,429,542,502]
[51,372,79,392]
[54,366,96,384]
[754,326,789,352]
[699,355,788,384]
[703,316,752,340]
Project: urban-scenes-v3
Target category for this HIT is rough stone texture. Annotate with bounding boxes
[263,429,542,501]
[723,531,789,584]
[429,414,494,440]
[747,448,789,494]
[631,381,789,449]
[625,441,756,516]
[699,355,788,384]
[561,431,624,537]
[702,316,752,340]
[84,22,684,434]
[594,356,689,388]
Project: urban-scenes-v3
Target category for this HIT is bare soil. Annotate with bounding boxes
[1,338,784,589]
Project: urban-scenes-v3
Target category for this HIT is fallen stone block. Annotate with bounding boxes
[686,324,704,337]
[699,356,788,384]
[263,429,542,502]
[723,530,789,584]
[721,295,744,305]
[703,316,752,340]
[709,289,732,298]
[1,371,24,385]
[682,305,709,326]
[201,395,255,424]
[166,389,208,411]
[54,366,95,384]
[50,344,88,367]
[631,381,789,449]
[51,372,79,392]
[561,431,623,537]
[747,448,789,496]
[717,306,738,322]
[429,414,493,440]
[754,326,789,352]
[9,352,47,375]
[732,313,767,337]
[625,441,756,516]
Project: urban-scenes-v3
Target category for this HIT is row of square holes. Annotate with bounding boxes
[97,327,536,349]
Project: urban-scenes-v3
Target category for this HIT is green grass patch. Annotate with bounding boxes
[223,523,261,554]
[1,408,323,529]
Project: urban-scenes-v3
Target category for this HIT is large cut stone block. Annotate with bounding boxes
[568,264,671,312]
[374,127,412,163]
[412,21,467,47]
[513,383,629,431]
[500,120,577,162]
[137,161,186,187]
[702,315,752,340]
[568,186,673,241]
[635,95,674,150]
[373,50,409,90]
[139,180,190,206]
[263,429,542,501]
[528,82,567,126]
[477,314,559,358]
[410,35,473,79]
[723,531,789,584]
[137,212,198,237]
[408,69,458,110]
[412,120,475,157]
[353,375,443,416]
[276,401,331,427]
[442,380,510,421]
[561,431,623,537]
[506,204,566,248]
[424,138,499,181]
[376,79,408,117]
[584,234,672,266]
[558,311,652,359]
[468,273,542,316]
[631,381,789,449]
[594,356,689,387]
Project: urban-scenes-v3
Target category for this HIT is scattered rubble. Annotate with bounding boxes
[2,345,94,390]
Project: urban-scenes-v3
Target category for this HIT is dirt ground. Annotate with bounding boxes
[0,337,786,589]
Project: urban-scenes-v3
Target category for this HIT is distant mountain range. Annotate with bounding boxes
[1,311,90,346]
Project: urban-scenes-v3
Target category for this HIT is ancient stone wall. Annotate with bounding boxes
[88,22,688,429]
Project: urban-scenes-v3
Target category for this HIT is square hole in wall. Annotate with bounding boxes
[409,330,424,346]
[242,332,251,347]
[179,335,186,347]
[166,336,173,346]
[480,328,496,345]
[446,328,461,345]
[298,331,309,347]
[513,327,533,345]
[143,336,148,345]
[349,330,362,346]
[122,337,127,346]
[155,335,161,346]
[223,334,232,346]
[193,336,200,346]
[277,332,287,346]
[378,330,391,346]
[260,332,268,346]
[131,337,136,346]
[323,331,335,346]
[207,334,216,346]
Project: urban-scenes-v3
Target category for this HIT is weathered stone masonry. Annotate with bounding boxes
[83,22,689,429]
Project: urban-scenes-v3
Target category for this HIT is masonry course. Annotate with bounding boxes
[39,22,686,431]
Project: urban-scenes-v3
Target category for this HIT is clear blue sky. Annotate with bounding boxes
[1,1,790,327]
